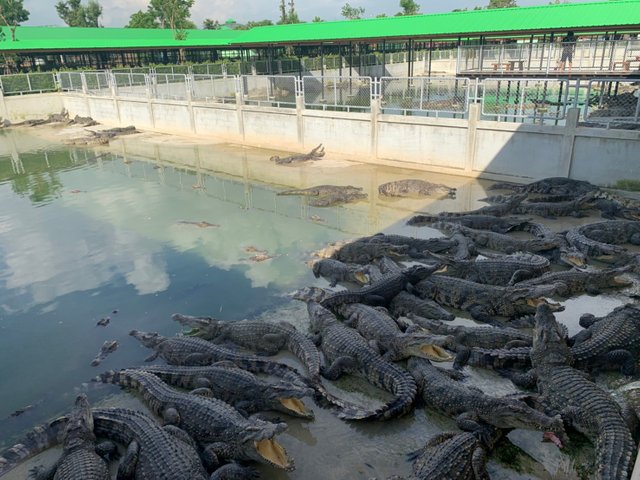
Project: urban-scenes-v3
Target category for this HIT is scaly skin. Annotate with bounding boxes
[408,358,565,438]
[270,144,324,164]
[389,291,456,321]
[331,240,410,264]
[172,315,322,383]
[529,304,635,480]
[453,346,532,371]
[91,408,211,480]
[432,222,560,254]
[129,330,307,385]
[407,214,529,233]
[430,193,528,218]
[512,221,587,267]
[96,369,294,471]
[578,220,640,245]
[335,303,453,362]
[307,302,417,420]
[140,364,314,418]
[430,251,550,286]
[320,265,439,310]
[515,265,632,297]
[489,177,598,196]
[377,179,456,198]
[307,191,368,207]
[512,193,595,218]
[565,227,627,259]
[311,258,369,286]
[277,185,363,197]
[414,275,563,323]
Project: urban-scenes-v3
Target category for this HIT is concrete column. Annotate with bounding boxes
[465,103,480,173]
[235,92,245,141]
[370,98,381,158]
[0,89,8,120]
[558,107,579,178]
[296,95,305,148]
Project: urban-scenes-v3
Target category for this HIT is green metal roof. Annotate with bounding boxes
[0,0,639,53]
[236,0,640,44]
[0,26,242,52]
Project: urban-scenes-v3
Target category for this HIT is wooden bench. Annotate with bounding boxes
[612,56,640,71]
[491,62,511,71]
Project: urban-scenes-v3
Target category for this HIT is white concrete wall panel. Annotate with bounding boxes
[571,135,640,185]
[192,105,239,138]
[302,114,371,157]
[151,102,192,134]
[118,100,153,129]
[242,109,298,147]
[2,93,64,122]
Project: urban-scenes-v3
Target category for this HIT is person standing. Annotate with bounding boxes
[557,31,576,72]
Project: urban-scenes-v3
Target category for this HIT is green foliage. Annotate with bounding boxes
[376,13,387,17]
[202,18,220,29]
[341,2,365,19]
[126,9,159,28]
[613,179,640,192]
[235,19,274,30]
[398,0,420,15]
[0,0,29,40]
[487,0,517,8]
[148,0,194,30]
[277,0,301,24]
[312,16,323,22]
[55,0,102,27]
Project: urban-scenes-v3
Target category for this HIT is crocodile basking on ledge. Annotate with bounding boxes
[307,302,417,420]
[335,303,453,362]
[407,214,529,233]
[331,240,411,264]
[523,304,635,480]
[278,185,363,197]
[96,369,294,471]
[270,144,324,164]
[312,258,369,286]
[377,179,456,198]
[489,177,598,196]
[140,363,314,418]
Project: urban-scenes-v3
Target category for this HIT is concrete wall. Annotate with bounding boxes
[4,90,638,186]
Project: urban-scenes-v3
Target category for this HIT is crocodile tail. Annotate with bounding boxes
[596,425,635,480]
[94,369,143,392]
[0,417,68,476]
[311,382,380,421]
[284,331,322,381]
[488,181,522,192]
[360,360,418,421]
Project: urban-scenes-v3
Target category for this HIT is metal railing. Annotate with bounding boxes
[379,77,469,116]
[191,74,237,104]
[152,73,188,101]
[582,79,640,127]
[112,72,149,97]
[240,75,297,107]
[57,72,84,92]
[0,73,57,95]
[303,75,372,111]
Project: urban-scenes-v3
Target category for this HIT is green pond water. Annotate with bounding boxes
[0,127,628,479]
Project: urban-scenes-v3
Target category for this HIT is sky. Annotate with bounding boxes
[23,0,592,29]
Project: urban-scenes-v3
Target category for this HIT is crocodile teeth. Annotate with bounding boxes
[420,344,453,362]
[278,398,314,418]
[255,439,294,471]
[354,272,369,284]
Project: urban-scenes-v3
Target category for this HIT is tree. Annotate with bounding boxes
[312,16,323,22]
[277,0,300,24]
[375,13,387,18]
[278,0,286,24]
[149,0,194,30]
[341,3,365,20]
[202,18,220,30]
[397,0,420,15]
[0,0,29,41]
[127,9,159,28]
[55,0,102,27]
[487,0,517,8]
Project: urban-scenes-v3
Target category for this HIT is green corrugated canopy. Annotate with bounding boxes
[236,0,640,45]
[0,26,242,52]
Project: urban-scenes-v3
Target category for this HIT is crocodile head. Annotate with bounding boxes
[129,330,165,348]
[307,302,339,333]
[485,400,567,445]
[395,334,453,362]
[264,382,315,419]
[531,303,573,367]
[241,421,294,471]
[171,313,222,340]
[63,394,96,451]
[559,248,587,268]
[403,264,441,284]
[509,286,564,314]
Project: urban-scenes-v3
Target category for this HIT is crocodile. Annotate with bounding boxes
[453,346,532,371]
[525,304,635,480]
[363,233,459,255]
[277,185,363,197]
[565,227,628,259]
[331,240,410,264]
[270,144,324,164]
[320,265,440,311]
[90,407,214,479]
[172,314,323,383]
[307,301,418,420]
[414,275,563,323]
[140,363,314,418]
[428,251,551,286]
[408,357,566,438]
[512,192,596,219]
[569,304,640,375]
[480,192,581,204]
[432,221,561,254]
[377,179,456,198]
[406,314,532,350]
[395,426,503,480]
[407,214,530,233]
[129,330,306,385]
[489,177,598,196]
[90,340,118,367]
[28,394,110,480]
[515,265,633,297]
[430,193,529,218]
[389,290,456,321]
[311,258,369,286]
[96,369,294,470]
[512,221,587,267]
[335,303,453,361]
[576,220,640,246]
[307,191,368,207]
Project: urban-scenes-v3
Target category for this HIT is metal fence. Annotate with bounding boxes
[303,76,372,111]
[112,72,149,97]
[151,74,188,101]
[191,74,237,104]
[380,77,469,116]
[582,79,640,127]
[57,72,84,92]
[83,70,111,96]
[481,78,571,121]
[240,75,297,107]
[0,73,57,95]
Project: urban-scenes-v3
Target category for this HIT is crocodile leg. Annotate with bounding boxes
[322,356,357,380]
[471,446,490,480]
[116,441,139,480]
[455,412,484,433]
[211,463,259,480]
[29,462,58,480]
[605,349,636,375]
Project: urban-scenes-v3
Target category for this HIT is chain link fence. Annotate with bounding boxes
[303,76,372,111]
[83,71,111,96]
[481,78,571,122]
[240,75,297,107]
[380,77,469,117]
[57,72,84,92]
[582,79,640,127]
[0,73,57,95]
[191,75,237,104]
[151,74,188,100]
[112,72,149,97]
